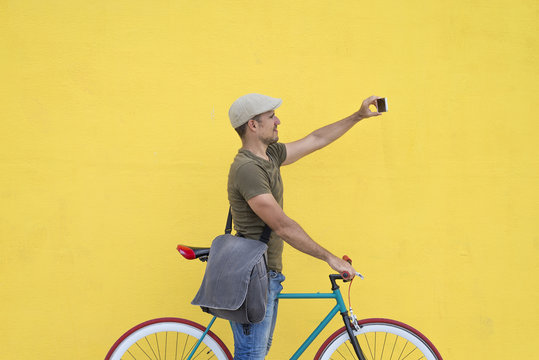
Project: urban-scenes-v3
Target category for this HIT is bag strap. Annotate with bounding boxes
[225,207,272,244]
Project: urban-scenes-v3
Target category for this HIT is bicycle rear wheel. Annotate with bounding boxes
[315,318,442,360]
[105,317,232,360]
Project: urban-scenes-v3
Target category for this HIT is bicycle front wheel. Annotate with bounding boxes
[315,318,442,360]
[105,317,232,360]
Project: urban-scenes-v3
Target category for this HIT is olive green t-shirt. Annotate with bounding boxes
[227,143,287,272]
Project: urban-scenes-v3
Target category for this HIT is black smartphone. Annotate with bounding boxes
[376,98,388,112]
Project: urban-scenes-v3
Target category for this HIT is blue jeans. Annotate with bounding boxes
[229,270,285,360]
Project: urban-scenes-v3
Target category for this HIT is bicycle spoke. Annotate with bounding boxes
[400,347,419,360]
[182,336,197,360]
[363,333,374,360]
[390,333,398,360]
[180,332,190,360]
[380,332,388,360]
[332,347,346,359]
[397,340,409,360]
[175,332,179,360]
[136,340,154,360]
[331,341,358,360]
[130,332,218,360]
[125,349,136,359]
[192,344,210,359]
[143,336,158,360]
[346,339,360,360]
[106,319,229,360]
[154,333,161,360]
[374,333,378,360]
[317,321,440,360]
[330,347,347,360]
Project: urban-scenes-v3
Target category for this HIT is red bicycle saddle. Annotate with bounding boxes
[177,245,210,261]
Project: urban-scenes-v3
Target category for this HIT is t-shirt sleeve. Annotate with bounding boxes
[268,142,287,166]
[234,162,271,201]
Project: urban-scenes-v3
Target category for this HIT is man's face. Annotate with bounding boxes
[256,110,281,145]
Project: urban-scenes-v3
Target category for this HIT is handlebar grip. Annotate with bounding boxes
[341,255,353,280]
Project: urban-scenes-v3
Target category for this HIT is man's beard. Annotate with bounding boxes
[262,134,278,145]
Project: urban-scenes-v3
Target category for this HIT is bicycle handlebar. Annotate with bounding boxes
[340,255,365,281]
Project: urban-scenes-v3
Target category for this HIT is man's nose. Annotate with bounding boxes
[274,116,280,125]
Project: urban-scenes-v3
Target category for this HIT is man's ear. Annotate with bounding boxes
[248,119,257,130]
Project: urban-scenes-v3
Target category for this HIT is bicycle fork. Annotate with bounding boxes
[341,311,367,360]
[328,274,367,360]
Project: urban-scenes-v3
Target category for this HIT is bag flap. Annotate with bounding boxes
[191,234,267,310]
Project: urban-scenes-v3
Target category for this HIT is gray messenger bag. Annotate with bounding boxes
[191,208,272,324]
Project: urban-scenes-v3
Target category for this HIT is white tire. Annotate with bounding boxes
[105,317,232,360]
[316,318,442,360]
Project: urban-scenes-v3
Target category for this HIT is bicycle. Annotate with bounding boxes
[105,244,443,360]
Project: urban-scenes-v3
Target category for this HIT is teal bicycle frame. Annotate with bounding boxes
[277,289,348,359]
[186,275,365,360]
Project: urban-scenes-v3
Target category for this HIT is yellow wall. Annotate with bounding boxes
[1,0,537,358]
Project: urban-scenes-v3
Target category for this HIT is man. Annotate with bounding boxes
[227,93,383,359]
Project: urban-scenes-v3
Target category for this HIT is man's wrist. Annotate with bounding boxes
[324,252,339,265]
[351,112,365,122]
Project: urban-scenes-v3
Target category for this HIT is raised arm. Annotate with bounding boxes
[283,95,382,166]
[247,193,356,277]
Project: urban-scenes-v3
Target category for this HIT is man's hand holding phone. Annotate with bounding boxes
[355,95,388,120]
